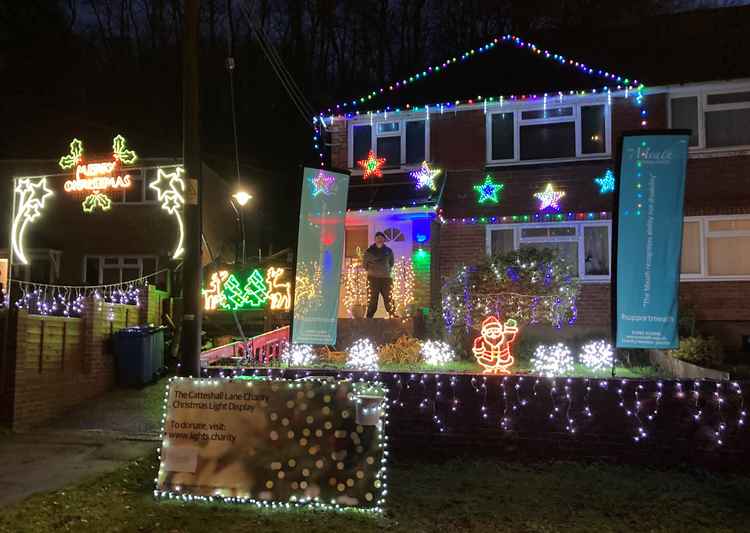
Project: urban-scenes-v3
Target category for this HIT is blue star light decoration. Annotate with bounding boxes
[410,161,441,191]
[311,171,336,196]
[594,170,615,194]
[473,174,504,204]
[534,183,565,212]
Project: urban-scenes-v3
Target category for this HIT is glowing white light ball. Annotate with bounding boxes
[346,338,379,370]
[281,343,316,366]
[579,340,613,372]
[420,340,456,366]
[531,343,574,377]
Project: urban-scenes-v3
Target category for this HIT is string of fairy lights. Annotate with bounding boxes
[203,367,748,451]
[313,33,647,168]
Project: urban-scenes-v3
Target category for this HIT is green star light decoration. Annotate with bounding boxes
[473,175,504,204]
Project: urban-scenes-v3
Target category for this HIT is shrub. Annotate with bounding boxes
[670,336,723,368]
[378,335,422,365]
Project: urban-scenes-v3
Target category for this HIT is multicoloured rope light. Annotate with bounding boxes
[438,210,611,225]
[313,33,647,167]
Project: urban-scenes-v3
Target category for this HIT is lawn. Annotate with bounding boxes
[2,454,749,533]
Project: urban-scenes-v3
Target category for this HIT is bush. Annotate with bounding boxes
[669,336,724,368]
[378,335,422,365]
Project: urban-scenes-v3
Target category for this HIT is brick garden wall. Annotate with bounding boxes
[207,368,750,471]
[10,287,163,430]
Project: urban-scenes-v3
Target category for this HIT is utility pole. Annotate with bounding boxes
[180,0,202,377]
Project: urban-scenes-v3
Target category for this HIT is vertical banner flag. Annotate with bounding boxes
[615,132,689,349]
[292,167,349,345]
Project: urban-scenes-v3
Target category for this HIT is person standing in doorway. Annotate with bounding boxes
[364,231,396,318]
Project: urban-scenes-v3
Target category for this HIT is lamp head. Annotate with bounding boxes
[233,190,252,206]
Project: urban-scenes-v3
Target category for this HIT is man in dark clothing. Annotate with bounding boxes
[364,231,396,318]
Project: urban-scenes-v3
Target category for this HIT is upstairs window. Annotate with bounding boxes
[487,101,610,164]
[670,85,750,150]
[349,117,428,169]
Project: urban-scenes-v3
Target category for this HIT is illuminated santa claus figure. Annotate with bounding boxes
[472,315,519,374]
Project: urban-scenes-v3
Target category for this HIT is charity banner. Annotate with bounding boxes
[156,377,387,510]
[292,167,349,345]
[615,132,689,349]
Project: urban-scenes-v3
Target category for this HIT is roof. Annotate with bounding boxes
[320,6,750,119]
[346,171,445,211]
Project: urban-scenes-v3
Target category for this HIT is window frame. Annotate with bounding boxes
[668,82,750,153]
[83,254,159,284]
[485,98,612,166]
[484,220,611,282]
[686,215,750,281]
[110,168,159,205]
[347,114,430,171]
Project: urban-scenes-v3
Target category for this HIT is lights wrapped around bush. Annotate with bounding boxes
[420,340,456,366]
[391,257,415,317]
[531,343,574,377]
[281,343,317,367]
[343,260,368,316]
[346,338,379,371]
[579,340,614,372]
[441,248,580,333]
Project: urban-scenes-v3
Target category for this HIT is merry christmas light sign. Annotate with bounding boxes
[59,135,138,212]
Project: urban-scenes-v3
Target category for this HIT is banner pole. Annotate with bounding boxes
[611,135,625,377]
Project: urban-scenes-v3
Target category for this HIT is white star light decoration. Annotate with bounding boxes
[150,167,186,258]
[534,183,566,212]
[410,161,441,191]
[12,177,54,264]
[311,171,336,196]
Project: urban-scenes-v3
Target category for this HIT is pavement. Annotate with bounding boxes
[0,380,165,507]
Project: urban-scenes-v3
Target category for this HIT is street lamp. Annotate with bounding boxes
[233,190,252,206]
[230,189,252,264]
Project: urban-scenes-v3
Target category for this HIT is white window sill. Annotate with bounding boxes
[486,154,611,167]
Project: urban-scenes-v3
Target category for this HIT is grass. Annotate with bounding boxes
[2,455,749,533]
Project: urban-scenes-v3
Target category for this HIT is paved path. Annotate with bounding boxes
[0,380,165,507]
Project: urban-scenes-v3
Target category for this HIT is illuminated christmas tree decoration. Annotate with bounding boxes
[221,273,247,310]
[311,171,336,196]
[244,269,269,307]
[594,170,615,194]
[149,166,186,259]
[11,177,54,265]
[531,343,574,377]
[473,175,504,204]
[410,161,441,190]
[343,261,369,316]
[266,267,291,311]
[391,257,415,316]
[472,316,519,374]
[579,340,614,373]
[534,183,566,211]
[281,343,317,366]
[346,338,379,370]
[203,270,229,310]
[358,151,386,178]
[420,340,456,366]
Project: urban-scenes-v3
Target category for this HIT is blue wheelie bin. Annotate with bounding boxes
[113,327,152,387]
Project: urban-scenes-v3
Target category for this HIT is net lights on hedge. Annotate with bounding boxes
[410,161,441,191]
[11,177,54,264]
[472,316,519,374]
[534,183,566,212]
[594,170,616,194]
[579,340,614,373]
[149,166,186,259]
[59,135,137,213]
[358,151,386,179]
[473,175,504,204]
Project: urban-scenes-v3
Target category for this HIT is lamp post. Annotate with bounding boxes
[231,189,252,264]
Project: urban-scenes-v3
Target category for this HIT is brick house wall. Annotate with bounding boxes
[333,89,750,349]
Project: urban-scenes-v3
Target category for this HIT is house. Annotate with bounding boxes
[322,11,750,352]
